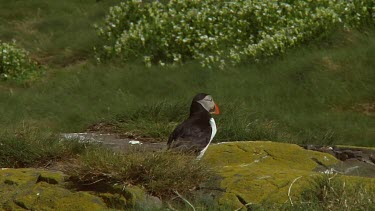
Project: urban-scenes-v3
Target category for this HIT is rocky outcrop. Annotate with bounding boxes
[2,141,373,210]
[202,141,375,209]
[0,168,107,210]
[0,168,161,210]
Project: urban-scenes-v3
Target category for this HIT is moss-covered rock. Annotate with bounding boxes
[202,141,375,209]
[122,186,146,208]
[99,192,127,209]
[112,184,162,209]
[0,168,107,210]
[0,168,162,210]
[13,182,107,210]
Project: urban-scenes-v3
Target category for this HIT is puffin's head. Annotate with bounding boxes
[191,93,220,115]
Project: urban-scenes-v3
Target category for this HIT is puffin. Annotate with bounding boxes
[167,93,220,160]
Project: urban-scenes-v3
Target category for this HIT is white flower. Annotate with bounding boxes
[200,35,208,40]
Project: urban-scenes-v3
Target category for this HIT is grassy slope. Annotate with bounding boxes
[0,1,374,209]
[0,1,374,147]
[0,0,119,67]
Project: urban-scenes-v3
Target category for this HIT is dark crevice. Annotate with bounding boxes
[14,201,28,210]
[311,158,329,169]
[236,145,248,153]
[236,194,249,207]
[36,175,59,185]
[267,180,289,190]
[370,155,375,164]
[263,149,276,160]
[267,180,279,189]
[198,186,227,192]
[4,179,17,185]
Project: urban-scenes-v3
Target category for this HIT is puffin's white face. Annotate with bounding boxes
[197,95,220,114]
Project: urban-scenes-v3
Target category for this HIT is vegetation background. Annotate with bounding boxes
[0,0,374,146]
[0,0,374,209]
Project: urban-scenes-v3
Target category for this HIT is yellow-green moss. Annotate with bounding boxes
[56,192,107,210]
[202,141,375,208]
[12,182,106,210]
[122,186,146,208]
[99,192,127,209]
[38,170,67,184]
[0,168,107,210]
[0,168,41,186]
[1,168,159,210]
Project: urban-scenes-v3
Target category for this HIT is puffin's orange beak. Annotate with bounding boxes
[211,102,220,115]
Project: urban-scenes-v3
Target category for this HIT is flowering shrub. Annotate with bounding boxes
[95,0,374,68]
[0,41,44,82]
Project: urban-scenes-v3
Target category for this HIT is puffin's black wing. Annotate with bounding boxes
[167,122,183,147]
[167,117,212,153]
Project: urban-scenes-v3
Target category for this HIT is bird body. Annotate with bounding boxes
[167,93,220,159]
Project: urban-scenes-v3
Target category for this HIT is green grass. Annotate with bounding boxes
[0,0,119,67]
[0,0,373,146]
[0,29,374,146]
[0,125,86,168]
[0,1,374,209]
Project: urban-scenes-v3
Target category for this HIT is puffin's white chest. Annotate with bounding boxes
[196,118,216,160]
[209,117,217,142]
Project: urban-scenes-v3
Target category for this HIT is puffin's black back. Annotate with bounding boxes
[167,93,212,152]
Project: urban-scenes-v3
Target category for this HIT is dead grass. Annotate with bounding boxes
[352,103,375,117]
[320,56,341,72]
[332,102,375,117]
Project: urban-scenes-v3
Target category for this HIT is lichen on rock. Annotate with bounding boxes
[202,141,375,208]
[0,168,107,210]
[113,184,162,209]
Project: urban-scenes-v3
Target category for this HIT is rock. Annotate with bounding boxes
[38,170,67,184]
[202,141,375,209]
[61,132,166,152]
[144,194,163,210]
[99,192,127,209]
[0,168,162,210]
[301,144,375,164]
[0,168,107,210]
[122,185,145,207]
[301,144,375,177]
[118,185,162,209]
